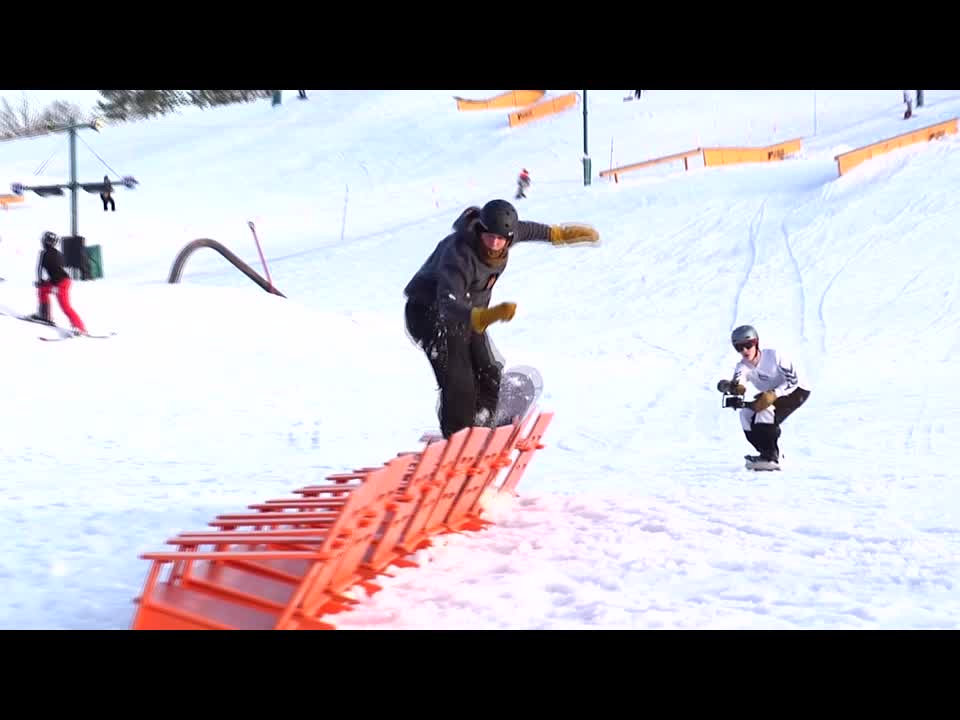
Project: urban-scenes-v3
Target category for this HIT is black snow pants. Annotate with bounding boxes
[745,388,811,461]
[405,300,502,438]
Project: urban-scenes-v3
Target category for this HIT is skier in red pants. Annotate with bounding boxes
[30,231,87,335]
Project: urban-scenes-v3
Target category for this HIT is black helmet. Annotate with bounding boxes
[731,324,759,347]
[478,199,518,241]
[41,231,58,249]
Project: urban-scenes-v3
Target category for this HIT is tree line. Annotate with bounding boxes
[0,95,88,140]
[0,90,275,140]
[95,90,275,121]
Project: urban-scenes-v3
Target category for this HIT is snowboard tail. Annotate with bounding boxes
[745,458,781,471]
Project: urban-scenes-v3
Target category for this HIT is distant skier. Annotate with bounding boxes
[404,199,599,438]
[717,325,811,471]
[30,231,88,335]
[903,91,914,120]
[515,168,531,200]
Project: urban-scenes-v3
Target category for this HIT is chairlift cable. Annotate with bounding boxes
[33,145,60,176]
[76,133,125,179]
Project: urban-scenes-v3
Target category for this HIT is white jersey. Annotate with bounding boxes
[732,347,809,398]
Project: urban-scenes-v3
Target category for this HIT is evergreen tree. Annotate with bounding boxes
[188,90,272,108]
[97,90,187,120]
[95,89,275,123]
[96,90,139,121]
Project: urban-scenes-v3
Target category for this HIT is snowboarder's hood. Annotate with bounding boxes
[452,206,483,234]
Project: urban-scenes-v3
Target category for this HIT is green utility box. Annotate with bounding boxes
[85,244,103,280]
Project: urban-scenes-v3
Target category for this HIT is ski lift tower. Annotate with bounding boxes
[9,117,138,239]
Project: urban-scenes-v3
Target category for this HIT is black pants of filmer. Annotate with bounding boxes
[405,300,502,438]
[745,388,811,461]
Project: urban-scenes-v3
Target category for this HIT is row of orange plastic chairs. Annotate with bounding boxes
[130,411,554,630]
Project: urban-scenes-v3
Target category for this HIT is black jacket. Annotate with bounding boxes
[37,247,69,285]
[404,206,551,326]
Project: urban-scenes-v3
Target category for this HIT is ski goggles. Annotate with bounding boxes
[733,339,757,352]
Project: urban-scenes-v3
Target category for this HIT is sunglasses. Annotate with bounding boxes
[733,340,757,352]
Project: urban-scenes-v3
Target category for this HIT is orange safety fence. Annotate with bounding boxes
[131,410,554,630]
[455,90,546,111]
[508,92,579,128]
[834,118,958,176]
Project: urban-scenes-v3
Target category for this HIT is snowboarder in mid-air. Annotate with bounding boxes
[404,199,599,438]
[30,231,88,335]
[717,325,811,470]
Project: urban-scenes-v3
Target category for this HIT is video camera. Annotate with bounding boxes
[717,379,746,410]
[722,394,745,409]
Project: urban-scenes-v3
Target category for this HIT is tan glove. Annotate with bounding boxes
[750,391,777,412]
[717,380,746,395]
[549,223,600,246]
[471,302,517,333]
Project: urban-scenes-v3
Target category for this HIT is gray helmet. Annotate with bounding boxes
[41,231,58,249]
[731,324,759,347]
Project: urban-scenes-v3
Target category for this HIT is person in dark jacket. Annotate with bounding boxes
[30,231,88,334]
[100,175,115,212]
[404,199,599,438]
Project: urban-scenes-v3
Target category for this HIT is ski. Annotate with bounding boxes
[39,331,115,342]
[6,313,56,327]
[0,311,112,339]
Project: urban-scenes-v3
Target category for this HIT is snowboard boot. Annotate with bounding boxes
[474,407,496,429]
[751,424,780,458]
[743,430,765,460]
[745,423,781,470]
